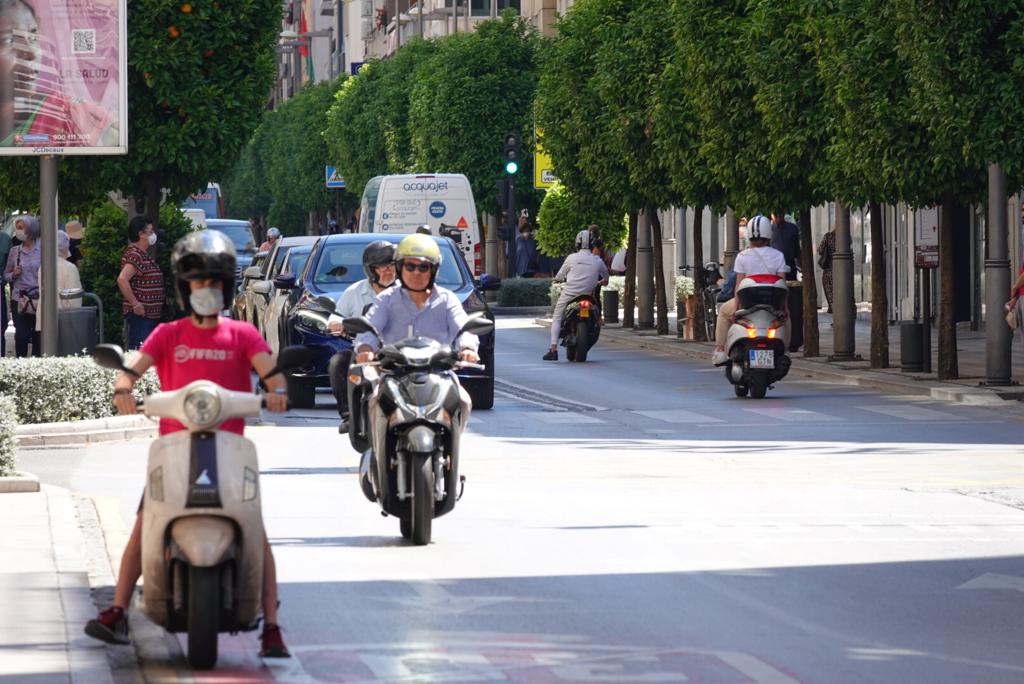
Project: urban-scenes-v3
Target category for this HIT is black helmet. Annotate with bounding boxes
[362,240,396,284]
[171,230,237,313]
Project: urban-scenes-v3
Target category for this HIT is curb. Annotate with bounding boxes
[534,317,1018,407]
[16,415,157,448]
[0,470,40,493]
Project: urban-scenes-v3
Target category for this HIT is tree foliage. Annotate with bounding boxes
[536,182,626,257]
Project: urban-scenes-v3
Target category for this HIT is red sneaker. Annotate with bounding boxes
[84,606,130,645]
[259,623,290,658]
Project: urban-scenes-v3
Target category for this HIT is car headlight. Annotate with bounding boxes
[296,309,330,334]
[182,385,222,429]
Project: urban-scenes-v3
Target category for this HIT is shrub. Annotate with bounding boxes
[79,203,194,346]
[0,357,160,425]
[535,182,627,257]
[497,278,553,307]
[0,396,16,476]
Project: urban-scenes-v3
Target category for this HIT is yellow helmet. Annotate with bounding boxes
[396,233,441,265]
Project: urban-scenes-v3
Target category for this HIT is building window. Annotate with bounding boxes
[444,0,519,16]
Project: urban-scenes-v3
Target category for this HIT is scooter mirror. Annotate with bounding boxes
[457,314,494,339]
[315,295,337,314]
[342,316,379,339]
[274,345,314,375]
[93,344,126,370]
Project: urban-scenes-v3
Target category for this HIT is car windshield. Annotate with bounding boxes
[286,248,311,278]
[313,241,465,288]
[211,223,255,252]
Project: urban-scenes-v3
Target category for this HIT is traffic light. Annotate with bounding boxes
[503,132,521,175]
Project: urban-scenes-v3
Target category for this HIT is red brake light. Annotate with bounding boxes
[581,300,590,308]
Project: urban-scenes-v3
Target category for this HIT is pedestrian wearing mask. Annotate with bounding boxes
[514,215,538,278]
[64,219,85,265]
[3,215,41,356]
[117,216,164,349]
[35,230,82,334]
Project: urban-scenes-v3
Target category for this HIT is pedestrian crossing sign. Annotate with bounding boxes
[325,166,346,188]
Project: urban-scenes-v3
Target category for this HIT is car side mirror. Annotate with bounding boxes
[93,344,141,378]
[316,295,337,314]
[251,280,272,295]
[243,265,263,280]
[478,274,501,291]
[273,273,297,289]
[457,313,494,339]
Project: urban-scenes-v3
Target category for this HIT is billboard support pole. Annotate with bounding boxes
[40,155,59,356]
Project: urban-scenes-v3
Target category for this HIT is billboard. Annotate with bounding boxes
[0,0,127,155]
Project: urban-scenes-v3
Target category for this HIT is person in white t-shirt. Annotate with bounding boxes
[712,215,788,365]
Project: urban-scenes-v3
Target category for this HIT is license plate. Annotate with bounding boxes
[749,349,774,369]
[580,307,590,318]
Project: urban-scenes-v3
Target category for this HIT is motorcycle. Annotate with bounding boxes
[342,313,494,545]
[559,289,601,362]
[723,274,791,399]
[92,344,310,670]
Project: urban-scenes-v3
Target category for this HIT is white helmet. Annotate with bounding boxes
[747,215,771,241]
[575,229,593,251]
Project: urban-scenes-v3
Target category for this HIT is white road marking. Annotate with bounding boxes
[743,407,843,422]
[858,405,963,421]
[525,412,606,425]
[957,573,1024,593]
[634,409,723,423]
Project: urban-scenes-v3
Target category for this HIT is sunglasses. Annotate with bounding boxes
[402,262,432,273]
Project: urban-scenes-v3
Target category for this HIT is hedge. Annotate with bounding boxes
[496,278,553,307]
[0,357,160,425]
[0,396,16,476]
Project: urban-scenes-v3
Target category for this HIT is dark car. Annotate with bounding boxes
[206,218,257,280]
[230,250,268,325]
[283,233,500,410]
[238,236,321,337]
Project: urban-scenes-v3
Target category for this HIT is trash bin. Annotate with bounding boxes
[787,281,803,352]
[603,289,619,324]
[57,306,98,356]
[900,321,923,372]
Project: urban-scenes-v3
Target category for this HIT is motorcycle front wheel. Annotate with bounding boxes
[187,565,219,669]
[411,454,434,545]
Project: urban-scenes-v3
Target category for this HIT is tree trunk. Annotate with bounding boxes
[869,201,889,368]
[798,208,819,357]
[143,172,163,228]
[650,209,669,335]
[623,210,639,328]
[938,196,958,379]
[691,208,706,341]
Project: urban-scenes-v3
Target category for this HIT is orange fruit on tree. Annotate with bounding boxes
[168,26,180,38]
[181,3,192,13]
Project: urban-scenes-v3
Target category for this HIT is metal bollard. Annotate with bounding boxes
[602,289,619,324]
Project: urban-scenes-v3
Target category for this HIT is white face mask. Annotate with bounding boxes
[189,287,224,317]
[14,230,24,241]
[148,232,158,246]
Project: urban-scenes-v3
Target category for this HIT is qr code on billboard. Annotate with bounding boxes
[72,29,96,55]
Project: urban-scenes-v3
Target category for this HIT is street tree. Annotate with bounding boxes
[408,13,541,218]
[536,182,626,257]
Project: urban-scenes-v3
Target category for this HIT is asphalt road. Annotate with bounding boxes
[21,316,1024,683]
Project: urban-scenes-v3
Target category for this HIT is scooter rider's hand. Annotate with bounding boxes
[356,344,375,364]
[328,321,345,336]
[458,348,479,364]
[112,374,138,415]
[265,389,288,413]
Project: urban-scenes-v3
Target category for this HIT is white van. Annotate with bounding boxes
[358,173,482,275]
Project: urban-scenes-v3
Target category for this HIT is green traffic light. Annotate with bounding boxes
[505,160,519,175]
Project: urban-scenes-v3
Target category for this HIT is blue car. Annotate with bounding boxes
[282,233,500,409]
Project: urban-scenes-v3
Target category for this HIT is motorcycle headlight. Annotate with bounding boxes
[296,309,329,334]
[182,385,221,429]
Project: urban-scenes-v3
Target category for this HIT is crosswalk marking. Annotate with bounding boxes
[858,405,962,421]
[743,407,843,422]
[634,409,724,423]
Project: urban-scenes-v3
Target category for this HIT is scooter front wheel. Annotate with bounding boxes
[187,565,219,669]
[411,454,434,545]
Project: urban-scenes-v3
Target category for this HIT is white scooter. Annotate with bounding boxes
[723,274,792,399]
[92,344,310,670]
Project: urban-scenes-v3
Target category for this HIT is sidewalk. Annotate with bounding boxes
[0,486,116,683]
[534,308,1024,406]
